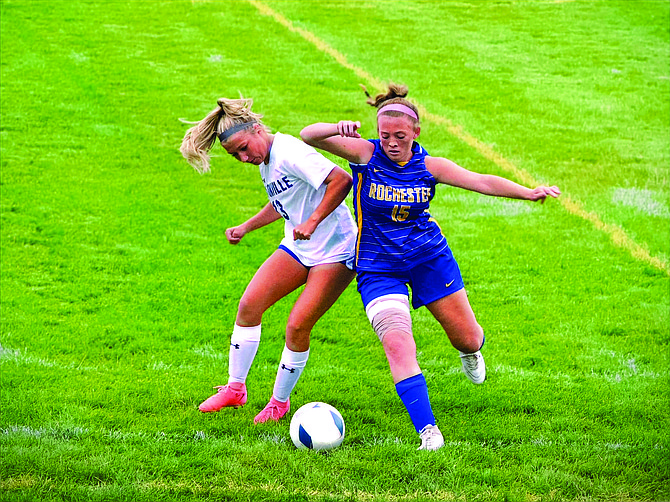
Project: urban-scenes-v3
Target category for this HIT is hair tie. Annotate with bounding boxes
[217,121,256,142]
[377,103,418,121]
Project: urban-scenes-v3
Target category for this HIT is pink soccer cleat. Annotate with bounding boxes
[199,384,247,413]
[253,396,290,424]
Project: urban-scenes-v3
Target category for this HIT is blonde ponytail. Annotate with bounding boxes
[180,97,268,174]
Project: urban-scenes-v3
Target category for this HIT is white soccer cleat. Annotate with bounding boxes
[459,350,486,384]
[418,424,444,451]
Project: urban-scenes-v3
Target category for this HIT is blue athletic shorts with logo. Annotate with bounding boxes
[357,251,465,310]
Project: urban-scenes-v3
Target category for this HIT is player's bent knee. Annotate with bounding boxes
[370,307,413,344]
[285,320,313,350]
[236,297,265,325]
[366,295,412,343]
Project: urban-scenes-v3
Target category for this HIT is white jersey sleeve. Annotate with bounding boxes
[280,139,336,191]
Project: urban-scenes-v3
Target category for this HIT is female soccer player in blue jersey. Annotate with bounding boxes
[180,97,357,424]
[301,83,560,450]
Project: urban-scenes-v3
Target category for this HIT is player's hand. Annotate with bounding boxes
[529,185,561,204]
[293,221,317,241]
[225,225,247,245]
[337,120,361,138]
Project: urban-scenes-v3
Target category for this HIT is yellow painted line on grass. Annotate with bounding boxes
[560,196,669,273]
[421,107,670,275]
[248,0,386,92]
[248,0,669,276]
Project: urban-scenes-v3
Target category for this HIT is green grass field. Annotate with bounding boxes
[1,1,669,501]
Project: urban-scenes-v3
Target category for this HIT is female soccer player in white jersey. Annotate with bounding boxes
[180,97,357,424]
[301,84,560,450]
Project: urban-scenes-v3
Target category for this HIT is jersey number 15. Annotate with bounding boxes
[391,205,410,222]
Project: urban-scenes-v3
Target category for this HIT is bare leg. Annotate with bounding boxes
[383,329,421,384]
[253,261,355,423]
[235,249,309,327]
[285,262,356,351]
[425,289,483,353]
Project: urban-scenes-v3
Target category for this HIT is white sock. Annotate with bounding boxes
[272,346,309,402]
[227,324,261,385]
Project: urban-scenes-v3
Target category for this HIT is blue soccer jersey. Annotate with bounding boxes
[350,140,449,272]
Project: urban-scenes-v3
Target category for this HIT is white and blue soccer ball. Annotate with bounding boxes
[289,402,345,451]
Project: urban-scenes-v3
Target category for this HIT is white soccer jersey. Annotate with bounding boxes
[259,132,356,267]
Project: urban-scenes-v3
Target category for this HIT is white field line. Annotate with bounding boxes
[491,363,666,383]
[0,344,97,371]
[419,359,666,383]
[612,187,670,218]
[1,425,88,439]
[246,0,670,277]
[3,344,664,383]
[3,423,664,453]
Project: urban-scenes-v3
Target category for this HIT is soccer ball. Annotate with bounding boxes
[289,402,345,451]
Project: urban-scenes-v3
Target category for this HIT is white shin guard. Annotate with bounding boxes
[273,345,310,402]
[228,324,261,384]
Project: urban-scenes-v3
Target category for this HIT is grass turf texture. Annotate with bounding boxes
[1,1,668,501]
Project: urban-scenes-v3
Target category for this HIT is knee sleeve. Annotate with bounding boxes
[367,296,412,343]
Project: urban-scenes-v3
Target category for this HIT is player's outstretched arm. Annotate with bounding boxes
[225,203,282,245]
[425,156,561,203]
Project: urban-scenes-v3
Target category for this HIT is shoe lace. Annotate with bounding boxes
[460,352,481,371]
[259,399,289,420]
[214,385,244,395]
[265,404,282,419]
[419,425,438,448]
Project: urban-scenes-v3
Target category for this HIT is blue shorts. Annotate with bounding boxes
[357,251,464,310]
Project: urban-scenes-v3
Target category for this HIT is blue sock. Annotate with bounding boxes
[395,373,435,433]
